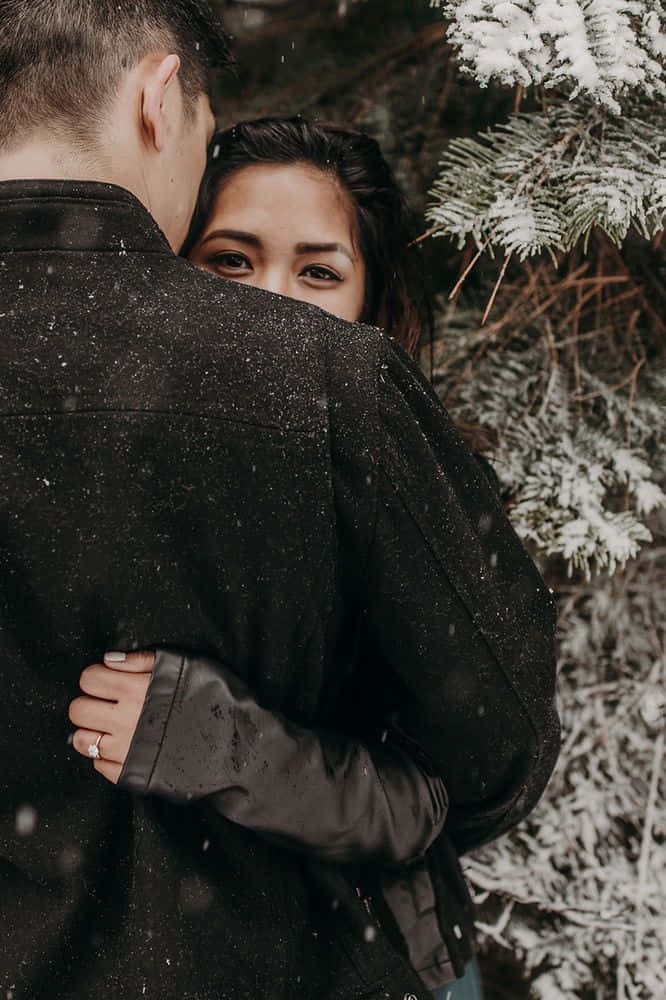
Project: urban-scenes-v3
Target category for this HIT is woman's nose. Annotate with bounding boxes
[255,269,290,298]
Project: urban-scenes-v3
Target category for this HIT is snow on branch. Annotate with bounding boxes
[426,293,666,579]
[431,0,666,111]
[463,552,666,999]
[469,359,665,577]
[426,103,666,257]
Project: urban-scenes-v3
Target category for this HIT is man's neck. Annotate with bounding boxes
[0,137,141,202]
[0,137,88,182]
[0,134,172,247]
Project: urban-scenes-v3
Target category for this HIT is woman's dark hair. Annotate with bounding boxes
[181,116,430,355]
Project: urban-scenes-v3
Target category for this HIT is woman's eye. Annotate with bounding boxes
[302,265,342,282]
[212,252,252,271]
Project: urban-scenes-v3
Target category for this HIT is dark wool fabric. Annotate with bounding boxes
[0,181,560,1000]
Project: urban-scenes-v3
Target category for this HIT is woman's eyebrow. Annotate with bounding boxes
[295,242,353,261]
[200,229,261,248]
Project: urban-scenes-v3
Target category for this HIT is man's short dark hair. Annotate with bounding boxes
[0,0,232,150]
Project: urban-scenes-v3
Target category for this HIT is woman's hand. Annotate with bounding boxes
[69,651,155,784]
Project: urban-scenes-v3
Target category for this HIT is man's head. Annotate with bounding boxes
[0,1,229,248]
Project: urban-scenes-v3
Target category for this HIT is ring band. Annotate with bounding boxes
[87,733,103,760]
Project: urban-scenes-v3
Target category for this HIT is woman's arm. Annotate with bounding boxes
[71,648,448,866]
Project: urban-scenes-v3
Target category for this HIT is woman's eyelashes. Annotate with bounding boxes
[211,251,253,274]
[301,264,343,283]
[208,252,344,286]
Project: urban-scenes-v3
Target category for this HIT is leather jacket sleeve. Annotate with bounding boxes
[119,649,448,866]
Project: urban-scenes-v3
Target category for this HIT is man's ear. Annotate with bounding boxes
[141,54,182,153]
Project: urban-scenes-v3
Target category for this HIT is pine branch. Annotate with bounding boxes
[431,0,666,111]
[427,102,666,259]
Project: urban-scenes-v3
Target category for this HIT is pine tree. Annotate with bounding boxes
[425,3,666,997]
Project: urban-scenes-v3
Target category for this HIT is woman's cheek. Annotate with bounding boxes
[338,286,366,324]
[306,288,347,320]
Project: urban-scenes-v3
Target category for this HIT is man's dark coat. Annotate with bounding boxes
[0,181,560,1000]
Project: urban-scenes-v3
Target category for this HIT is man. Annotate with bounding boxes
[0,2,560,998]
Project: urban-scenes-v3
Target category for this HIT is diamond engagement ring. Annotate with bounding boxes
[87,734,103,759]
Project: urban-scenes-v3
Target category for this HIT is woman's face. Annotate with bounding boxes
[188,163,367,323]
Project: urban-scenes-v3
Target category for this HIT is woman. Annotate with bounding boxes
[72,117,485,998]
[182,116,426,355]
[186,117,483,1000]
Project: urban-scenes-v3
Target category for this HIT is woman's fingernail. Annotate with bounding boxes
[104,651,127,664]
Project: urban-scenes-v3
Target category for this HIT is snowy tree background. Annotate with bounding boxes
[214,2,665,996]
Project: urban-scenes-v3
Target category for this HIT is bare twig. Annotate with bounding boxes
[636,727,665,904]
[449,245,484,300]
[573,357,645,402]
[482,252,512,325]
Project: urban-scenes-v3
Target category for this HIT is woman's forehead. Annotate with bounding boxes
[208,162,356,243]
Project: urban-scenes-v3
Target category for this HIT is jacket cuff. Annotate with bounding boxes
[118,649,185,795]
[120,650,256,804]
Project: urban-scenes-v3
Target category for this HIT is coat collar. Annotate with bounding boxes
[0,179,173,256]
